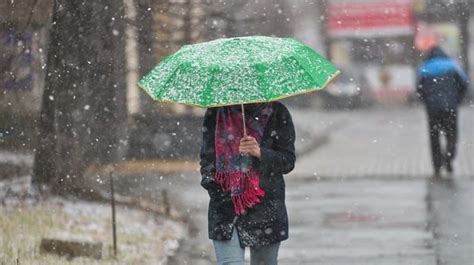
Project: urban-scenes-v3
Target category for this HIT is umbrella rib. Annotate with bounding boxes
[291,53,322,89]
[243,39,269,100]
[158,64,182,101]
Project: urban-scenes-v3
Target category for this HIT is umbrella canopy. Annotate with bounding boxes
[138,36,340,108]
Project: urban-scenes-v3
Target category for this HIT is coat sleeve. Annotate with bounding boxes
[454,67,469,103]
[416,67,426,102]
[259,104,296,175]
[200,108,217,188]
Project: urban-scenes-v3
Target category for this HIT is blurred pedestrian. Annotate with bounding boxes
[416,46,469,177]
[200,102,295,265]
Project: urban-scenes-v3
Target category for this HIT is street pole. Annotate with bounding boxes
[458,2,470,73]
[109,172,117,257]
[318,0,331,60]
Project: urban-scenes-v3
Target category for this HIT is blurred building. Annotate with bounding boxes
[127,0,295,160]
[470,3,474,94]
[2,0,471,157]
[415,0,472,100]
[136,0,291,117]
[0,0,53,150]
[0,0,52,113]
[323,0,471,104]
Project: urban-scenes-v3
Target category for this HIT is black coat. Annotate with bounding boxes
[417,47,469,113]
[200,102,296,248]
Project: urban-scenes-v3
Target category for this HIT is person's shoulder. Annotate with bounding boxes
[273,101,289,111]
[207,106,223,112]
[272,101,292,119]
[204,107,218,118]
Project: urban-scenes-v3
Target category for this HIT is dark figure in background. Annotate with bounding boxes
[417,46,469,177]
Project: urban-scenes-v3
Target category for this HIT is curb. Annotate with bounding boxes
[87,131,337,177]
[85,159,199,176]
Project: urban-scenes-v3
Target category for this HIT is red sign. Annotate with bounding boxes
[327,0,414,38]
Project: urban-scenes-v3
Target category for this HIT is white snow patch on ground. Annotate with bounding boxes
[0,151,34,166]
[0,176,185,265]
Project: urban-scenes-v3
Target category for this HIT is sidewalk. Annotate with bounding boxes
[291,105,474,178]
[160,105,472,264]
[428,178,474,265]
[3,105,469,264]
[281,177,435,265]
[285,104,473,264]
[117,172,437,265]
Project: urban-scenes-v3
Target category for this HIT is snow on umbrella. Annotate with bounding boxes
[138,36,340,108]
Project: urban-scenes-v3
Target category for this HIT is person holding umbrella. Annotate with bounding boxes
[200,102,295,264]
[138,36,339,264]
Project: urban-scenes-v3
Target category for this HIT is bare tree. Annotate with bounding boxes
[33,0,128,195]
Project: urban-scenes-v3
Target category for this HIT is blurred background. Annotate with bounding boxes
[1,0,473,166]
[1,0,473,264]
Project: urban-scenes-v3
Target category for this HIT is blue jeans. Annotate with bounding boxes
[213,229,280,265]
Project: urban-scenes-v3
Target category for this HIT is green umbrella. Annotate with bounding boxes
[139,36,340,134]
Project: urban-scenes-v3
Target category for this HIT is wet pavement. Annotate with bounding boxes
[282,178,435,264]
[292,105,474,178]
[107,105,473,264]
[115,173,472,265]
[428,179,474,265]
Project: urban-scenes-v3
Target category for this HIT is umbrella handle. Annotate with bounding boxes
[241,104,247,137]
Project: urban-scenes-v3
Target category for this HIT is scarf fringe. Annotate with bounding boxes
[215,170,265,215]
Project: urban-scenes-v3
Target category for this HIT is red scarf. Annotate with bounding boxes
[214,104,273,215]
